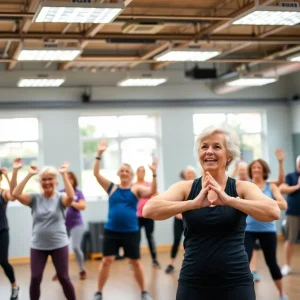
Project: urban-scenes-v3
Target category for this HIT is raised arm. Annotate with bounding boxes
[143,178,212,220]
[136,158,158,198]
[59,162,75,207]
[279,175,300,195]
[12,166,39,206]
[0,167,14,202]
[270,183,287,210]
[71,190,86,211]
[93,140,113,192]
[270,148,285,186]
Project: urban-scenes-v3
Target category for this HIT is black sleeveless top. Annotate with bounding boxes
[0,190,8,232]
[179,177,253,287]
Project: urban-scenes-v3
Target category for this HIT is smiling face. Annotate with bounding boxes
[238,163,249,181]
[199,133,230,172]
[136,166,145,181]
[40,172,57,195]
[250,161,263,180]
[118,164,134,184]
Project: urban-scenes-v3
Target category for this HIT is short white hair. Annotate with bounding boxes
[184,165,196,174]
[194,125,240,167]
[39,166,59,179]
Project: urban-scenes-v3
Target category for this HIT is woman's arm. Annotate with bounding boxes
[59,162,75,207]
[143,178,211,220]
[279,176,300,195]
[12,166,38,206]
[93,140,114,192]
[270,183,287,210]
[270,148,285,186]
[71,200,86,210]
[232,181,280,221]
[0,168,14,202]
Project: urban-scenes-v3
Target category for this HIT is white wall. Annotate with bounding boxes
[4,99,294,257]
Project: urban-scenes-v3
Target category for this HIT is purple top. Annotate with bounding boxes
[60,188,85,230]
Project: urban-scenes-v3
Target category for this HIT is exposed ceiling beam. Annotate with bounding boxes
[151,0,274,70]
[7,0,39,71]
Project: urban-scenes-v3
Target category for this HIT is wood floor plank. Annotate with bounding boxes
[1,242,300,299]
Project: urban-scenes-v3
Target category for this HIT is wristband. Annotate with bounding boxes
[95,156,102,160]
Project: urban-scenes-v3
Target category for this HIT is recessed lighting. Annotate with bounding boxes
[18,77,65,87]
[117,77,167,87]
[155,49,221,61]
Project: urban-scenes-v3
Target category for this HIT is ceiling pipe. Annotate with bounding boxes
[212,62,300,94]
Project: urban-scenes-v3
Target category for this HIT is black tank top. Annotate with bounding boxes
[179,177,253,287]
[0,190,8,232]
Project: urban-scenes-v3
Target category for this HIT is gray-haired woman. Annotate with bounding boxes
[12,162,76,300]
[143,126,280,300]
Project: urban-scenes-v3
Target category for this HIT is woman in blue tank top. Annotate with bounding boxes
[245,159,288,300]
[92,140,157,300]
[143,125,281,300]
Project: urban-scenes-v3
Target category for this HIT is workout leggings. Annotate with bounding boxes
[171,217,184,259]
[138,217,157,260]
[30,246,76,300]
[176,283,255,300]
[0,229,16,284]
[244,231,282,280]
[68,225,85,271]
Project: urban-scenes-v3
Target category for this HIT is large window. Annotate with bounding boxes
[0,118,40,193]
[193,113,264,162]
[79,115,160,199]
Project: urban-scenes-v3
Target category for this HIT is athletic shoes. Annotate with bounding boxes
[152,260,161,269]
[79,270,87,280]
[93,292,102,300]
[10,286,20,300]
[165,264,174,274]
[281,265,291,276]
[251,271,260,282]
[141,291,153,300]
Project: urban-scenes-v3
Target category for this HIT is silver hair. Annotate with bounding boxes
[184,165,196,174]
[194,125,240,167]
[297,155,300,165]
[39,166,59,179]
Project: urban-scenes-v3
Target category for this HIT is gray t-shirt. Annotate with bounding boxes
[29,192,69,250]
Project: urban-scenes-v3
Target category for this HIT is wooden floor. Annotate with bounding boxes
[1,241,300,300]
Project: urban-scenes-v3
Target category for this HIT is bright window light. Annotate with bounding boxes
[34,1,124,23]
[289,54,300,61]
[17,49,81,61]
[233,7,300,26]
[18,78,65,87]
[155,49,221,61]
[117,77,167,87]
[226,77,277,87]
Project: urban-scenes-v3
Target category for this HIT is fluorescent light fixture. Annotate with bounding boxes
[289,54,300,61]
[17,77,65,87]
[155,49,221,61]
[34,1,124,23]
[226,77,277,87]
[233,6,300,26]
[117,76,167,87]
[17,48,81,61]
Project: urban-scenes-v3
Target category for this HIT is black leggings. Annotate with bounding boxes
[0,229,16,284]
[171,217,184,259]
[244,231,282,280]
[138,217,157,260]
[176,283,255,300]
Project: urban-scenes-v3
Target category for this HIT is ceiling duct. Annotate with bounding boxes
[122,22,165,34]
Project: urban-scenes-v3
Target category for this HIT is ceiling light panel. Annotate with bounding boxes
[34,1,124,23]
[117,78,167,87]
[226,77,277,86]
[17,49,81,61]
[155,49,221,61]
[18,78,65,87]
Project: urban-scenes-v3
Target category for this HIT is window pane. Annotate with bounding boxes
[81,139,119,198]
[121,138,157,182]
[193,114,226,135]
[0,142,39,193]
[79,116,119,138]
[119,115,156,136]
[240,134,262,162]
[0,118,39,141]
[227,113,262,133]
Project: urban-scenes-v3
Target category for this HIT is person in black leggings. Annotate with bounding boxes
[144,126,280,300]
[165,166,196,274]
[0,158,21,300]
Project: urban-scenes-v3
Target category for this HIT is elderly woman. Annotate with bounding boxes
[245,159,288,300]
[92,140,156,300]
[12,162,76,300]
[143,126,280,300]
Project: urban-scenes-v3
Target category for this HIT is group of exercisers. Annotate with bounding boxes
[0,124,300,300]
